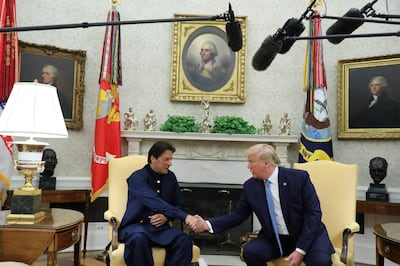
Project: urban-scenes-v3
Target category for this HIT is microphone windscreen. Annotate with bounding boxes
[279,18,305,54]
[326,8,364,44]
[226,20,243,52]
[252,35,283,71]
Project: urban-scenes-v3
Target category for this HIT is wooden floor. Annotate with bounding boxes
[31,251,373,266]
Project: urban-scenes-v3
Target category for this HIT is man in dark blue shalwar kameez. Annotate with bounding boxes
[119,141,197,266]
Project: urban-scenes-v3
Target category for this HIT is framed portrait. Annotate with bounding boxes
[338,54,400,139]
[170,14,247,103]
[18,41,86,129]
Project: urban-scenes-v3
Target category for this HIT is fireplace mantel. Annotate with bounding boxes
[122,130,298,165]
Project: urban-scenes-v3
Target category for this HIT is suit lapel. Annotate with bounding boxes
[278,167,289,228]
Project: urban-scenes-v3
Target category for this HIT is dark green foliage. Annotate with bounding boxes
[212,116,257,134]
[160,115,200,133]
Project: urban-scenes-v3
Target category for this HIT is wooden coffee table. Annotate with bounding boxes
[373,223,400,266]
[0,208,83,266]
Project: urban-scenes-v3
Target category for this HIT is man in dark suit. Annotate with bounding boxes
[190,144,334,266]
[118,141,198,266]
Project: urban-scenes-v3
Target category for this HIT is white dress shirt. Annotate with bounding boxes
[267,167,289,235]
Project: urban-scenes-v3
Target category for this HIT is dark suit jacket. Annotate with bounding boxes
[118,165,188,245]
[209,167,333,254]
[350,92,400,128]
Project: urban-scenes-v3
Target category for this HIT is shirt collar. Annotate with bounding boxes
[266,166,279,184]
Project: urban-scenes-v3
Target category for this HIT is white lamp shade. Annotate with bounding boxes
[0,82,68,139]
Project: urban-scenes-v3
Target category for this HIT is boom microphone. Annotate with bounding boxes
[326,8,364,44]
[279,18,305,54]
[326,0,378,44]
[225,3,243,52]
[252,35,283,71]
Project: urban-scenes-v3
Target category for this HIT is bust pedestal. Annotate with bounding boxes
[366,183,389,202]
[39,176,56,190]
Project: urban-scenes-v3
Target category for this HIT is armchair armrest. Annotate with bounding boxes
[340,221,360,264]
[104,209,115,221]
[104,209,119,251]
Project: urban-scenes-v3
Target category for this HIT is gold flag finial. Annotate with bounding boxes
[309,0,323,9]
[109,0,121,9]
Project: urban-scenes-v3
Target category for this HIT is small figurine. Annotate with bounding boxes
[261,114,272,135]
[279,112,291,135]
[144,109,157,131]
[123,107,138,130]
[200,98,212,133]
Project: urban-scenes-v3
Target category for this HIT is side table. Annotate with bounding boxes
[41,189,90,258]
[357,200,400,215]
[6,189,90,258]
[0,208,83,266]
[373,223,400,266]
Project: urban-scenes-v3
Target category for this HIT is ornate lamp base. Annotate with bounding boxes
[6,211,45,224]
[7,188,45,224]
[6,140,47,224]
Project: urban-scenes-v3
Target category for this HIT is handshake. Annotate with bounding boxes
[185,214,209,233]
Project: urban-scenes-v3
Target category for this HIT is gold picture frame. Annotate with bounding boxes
[19,41,86,130]
[338,54,400,139]
[170,14,247,103]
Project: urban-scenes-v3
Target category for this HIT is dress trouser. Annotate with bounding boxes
[124,232,193,266]
[242,234,332,266]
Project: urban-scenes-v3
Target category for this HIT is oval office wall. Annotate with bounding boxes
[7,1,400,265]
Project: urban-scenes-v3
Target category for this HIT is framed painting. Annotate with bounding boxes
[338,54,400,139]
[19,41,86,129]
[170,14,247,103]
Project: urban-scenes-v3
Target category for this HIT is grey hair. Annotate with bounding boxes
[201,41,218,57]
[245,144,281,166]
[44,64,58,78]
[370,76,387,88]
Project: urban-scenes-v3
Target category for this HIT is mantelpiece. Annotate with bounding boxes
[121,130,299,185]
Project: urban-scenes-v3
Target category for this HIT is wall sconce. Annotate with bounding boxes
[0,82,68,223]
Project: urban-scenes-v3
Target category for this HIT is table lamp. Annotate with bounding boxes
[0,82,68,223]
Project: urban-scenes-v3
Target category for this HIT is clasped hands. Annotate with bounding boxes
[185,214,209,233]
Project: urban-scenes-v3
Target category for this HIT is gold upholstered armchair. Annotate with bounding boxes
[103,155,200,266]
[268,160,359,266]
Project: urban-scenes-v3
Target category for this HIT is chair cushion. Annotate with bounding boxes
[332,247,355,266]
[109,243,166,266]
[109,243,200,266]
[267,259,305,266]
[267,249,354,266]
[192,244,201,263]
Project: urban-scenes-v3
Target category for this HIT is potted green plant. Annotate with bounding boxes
[212,116,257,134]
[160,115,200,133]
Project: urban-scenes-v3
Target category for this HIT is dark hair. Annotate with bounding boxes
[147,141,176,163]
